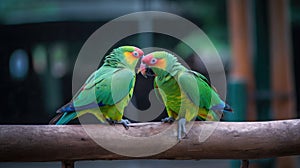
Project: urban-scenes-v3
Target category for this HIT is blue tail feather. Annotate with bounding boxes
[57,101,105,113]
[55,112,77,125]
[53,101,105,125]
[223,103,233,113]
[211,103,233,113]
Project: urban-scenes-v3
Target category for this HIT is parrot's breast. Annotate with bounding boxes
[155,76,194,114]
[156,77,180,111]
[156,75,213,121]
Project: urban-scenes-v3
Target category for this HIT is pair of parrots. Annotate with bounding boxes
[50,46,232,140]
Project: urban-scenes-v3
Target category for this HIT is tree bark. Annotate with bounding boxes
[0,120,299,162]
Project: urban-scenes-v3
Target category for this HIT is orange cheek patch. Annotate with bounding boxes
[124,52,136,64]
[156,59,166,70]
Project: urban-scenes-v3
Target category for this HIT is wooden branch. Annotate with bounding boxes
[0,120,300,162]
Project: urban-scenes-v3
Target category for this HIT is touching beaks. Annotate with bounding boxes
[138,62,147,78]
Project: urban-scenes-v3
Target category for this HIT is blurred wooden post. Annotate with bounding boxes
[62,161,74,168]
[227,1,256,167]
[227,0,256,121]
[269,0,295,119]
[269,0,297,167]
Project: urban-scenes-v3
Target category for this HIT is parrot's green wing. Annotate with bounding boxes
[108,68,136,105]
[73,67,135,107]
[178,71,212,109]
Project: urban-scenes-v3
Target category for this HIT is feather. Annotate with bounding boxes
[50,46,143,125]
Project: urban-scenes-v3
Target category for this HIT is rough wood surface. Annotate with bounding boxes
[0,120,299,162]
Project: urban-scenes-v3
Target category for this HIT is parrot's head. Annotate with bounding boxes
[108,46,144,70]
[121,46,144,65]
[139,51,176,77]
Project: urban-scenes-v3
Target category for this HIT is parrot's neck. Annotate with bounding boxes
[153,60,187,80]
[119,59,138,71]
[170,62,187,76]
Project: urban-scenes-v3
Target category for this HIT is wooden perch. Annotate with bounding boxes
[0,119,300,162]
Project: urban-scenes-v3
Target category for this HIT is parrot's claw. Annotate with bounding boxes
[106,119,131,130]
[161,117,175,123]
[117,119,131,130]
[106,118,116,125]
[178,118,187,140]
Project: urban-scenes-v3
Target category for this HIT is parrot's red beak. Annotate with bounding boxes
[139,54,154,77]
[138,54,155,77]
[138,62,147,77]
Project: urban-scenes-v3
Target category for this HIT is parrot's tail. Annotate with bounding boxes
[49,113,64,125]
[211,103,233,113]
[57,101,75,113]
[49,112,77,125]
[49,101,76,125]
[223,103,233,113]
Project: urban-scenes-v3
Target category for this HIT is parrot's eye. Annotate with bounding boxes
[132,51,139,57]
[150,58,157,64]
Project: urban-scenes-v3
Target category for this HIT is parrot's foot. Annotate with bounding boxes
[161,117,175,123]
[117,119,131,130]
[106,118,117,125]
[177,118,187,140]
[106,119,131,130]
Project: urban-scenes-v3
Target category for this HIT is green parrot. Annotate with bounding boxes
[50,46,144,129]
[139,51,232,139]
